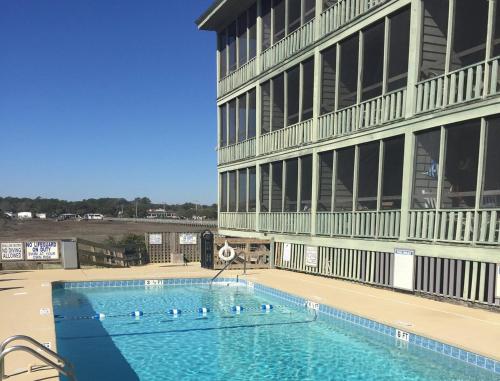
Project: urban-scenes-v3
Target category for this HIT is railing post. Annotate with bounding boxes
[405,0,423,118]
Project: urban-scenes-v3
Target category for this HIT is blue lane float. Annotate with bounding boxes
[261,304,273,311]
[168,309,181,316]
[93,313,106,320]
[231,305,244,313]
[130,310,144,317]
[198,307,210,315]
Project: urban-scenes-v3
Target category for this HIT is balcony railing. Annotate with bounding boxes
[319,0,388,38]
[260,119,313,155]
[218,57,257,97]
[259,212,311,234]
[218,138,256,165]
[261,19,315,73]
[408,209,500,245]
[316,210,401,239]
[219,212,256,231]
[318,88,406,140]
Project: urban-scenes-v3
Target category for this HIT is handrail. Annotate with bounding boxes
[210,255,240,284]
[0,335,75,380]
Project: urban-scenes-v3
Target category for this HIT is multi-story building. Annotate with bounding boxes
[197,0,500,307]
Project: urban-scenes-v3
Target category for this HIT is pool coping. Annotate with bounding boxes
[54,277,500,375]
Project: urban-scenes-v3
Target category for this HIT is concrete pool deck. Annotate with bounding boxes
[0,264,499,380]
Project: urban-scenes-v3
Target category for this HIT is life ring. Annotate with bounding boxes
[218,241,235,262]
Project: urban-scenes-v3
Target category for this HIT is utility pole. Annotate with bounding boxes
[135,200,138,218]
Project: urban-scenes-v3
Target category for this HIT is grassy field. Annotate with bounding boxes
[0,219,214,243]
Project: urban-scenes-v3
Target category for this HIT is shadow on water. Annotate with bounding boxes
[53,289,139,381]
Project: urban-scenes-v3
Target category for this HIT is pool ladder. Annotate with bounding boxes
[0,335,76,380]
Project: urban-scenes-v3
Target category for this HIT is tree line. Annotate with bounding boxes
[0,197,217,219]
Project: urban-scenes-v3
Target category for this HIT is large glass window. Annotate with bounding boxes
[273,0,286,43]
[261,164,270,212]
[302,58,314,121]
[228,171,237,212]
[238,169,247,212]
[338,35,359,109]
[228,99,237,145]
[362,22,384,100]
[261,81,271,134]
[249,167,257,211]
[300,155,313,211]
[238,94,247,142]
[323,0,338,11]
[284,159,298,211]
[220,172,228,212]
[381,136,404,209]
[304,0,315,23]
[271,162,283,212]
[262,0,272,50]
[494,2,500,57]
[357,142,379,210]
[334,147,354,210]
[272,74,285,131]
[288,0,301,34]
[219,104,227,147]
[412,129,441,209]
[248,4,257,59]
[248,89,256,138]
[482,117,500,208]
[420,0,449,80]
[450,0,488,70]
[387,7,410,92]
[218,32,227,78]
[318,151,333,211]
[228,22,237,73]
[441,121,480,208]
[237,12,248,67]
[287,66,300,126]
[321,46,337,115]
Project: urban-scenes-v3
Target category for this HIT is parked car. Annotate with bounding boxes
[83,213,104,220]
[57,213,82,221]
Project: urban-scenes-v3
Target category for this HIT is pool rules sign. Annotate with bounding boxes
[305,246,318,267]
[1,242,24,261]
[26,241,59,260]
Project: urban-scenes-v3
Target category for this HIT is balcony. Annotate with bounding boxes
[260,19,315,74]
[219,212,256,231]
[318,88,406,140]
[259,212,311,234]
[316,210,401,239]
[319,0,388,39]
[218,138,256,165]
[218,57,257,98]
[408,209,500,245]
[260,119,313,155]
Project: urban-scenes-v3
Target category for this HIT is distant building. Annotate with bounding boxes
[17,212,33,219]
[36,213,47,219]
[146,209,178,219]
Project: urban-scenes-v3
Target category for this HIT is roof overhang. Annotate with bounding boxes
[196,0,256,31]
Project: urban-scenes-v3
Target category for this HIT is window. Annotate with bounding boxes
[323,0,338,11]
[238,169,247,212]
[318,151,334,211]
[249,167,257,211]
[228,22,237,73]
[238,94,247,142]
[334,147,355,211]
[387,7,410,91]
[261,81,271,134]
[482,117,500,208]
[237,12,248,67]
[228,171,237,212]
[357,142,379,210]
[273,0,286,43]
[288,0,301,34]
[220,172,228,212]
[218,31,227,78]
[261,164,270,212]
[300,155,313,211]
[441,121,480,208]
[302,58,314,121]
[420,0,448,80]
[248,4,257,59]
[450,0,488,70]
[495,2,500,57]
[304,0,315,23]
[321,46,337,115]
[271,161,283,212]
[287,66,300,126]
[284,159,298,211]
[248,89,256,138]
[381,136,404,209]
[412,129,441,209]
[272,74,285,131]
[219,104,227,147]
[228,99,237,145]
[262,0,272,50]
[338,35,359,109]
[362,21,384,100]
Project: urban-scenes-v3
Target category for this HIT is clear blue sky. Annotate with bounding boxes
[0,0,218,204]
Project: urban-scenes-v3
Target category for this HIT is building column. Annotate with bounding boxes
[310,150,319,236]
[256,0,263,76]
[399,131,415,241]
[405,0,423,118]
[256,163,261,232]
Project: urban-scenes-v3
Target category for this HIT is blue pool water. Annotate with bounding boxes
[52,281,499,381]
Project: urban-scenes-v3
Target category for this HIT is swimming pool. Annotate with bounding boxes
[52,278,500,380]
